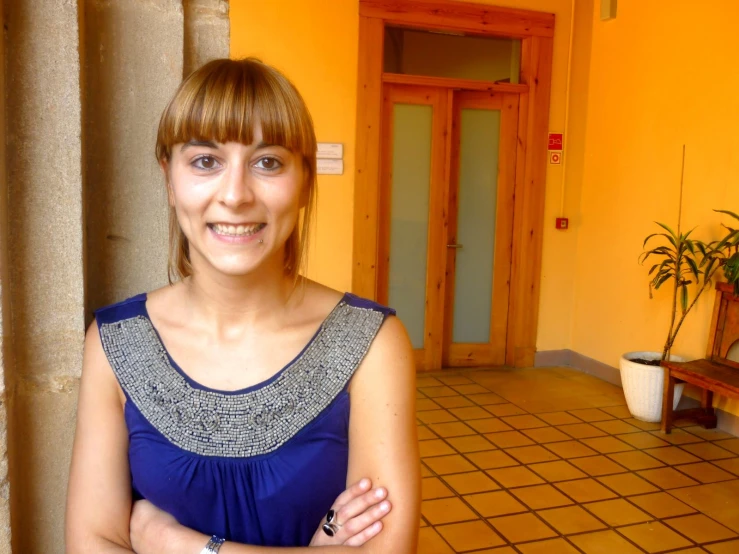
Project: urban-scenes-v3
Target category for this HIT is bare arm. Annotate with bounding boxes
[65,322,136,553]
[132,315,420,554]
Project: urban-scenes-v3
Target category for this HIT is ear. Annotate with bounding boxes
[159,159,175,207]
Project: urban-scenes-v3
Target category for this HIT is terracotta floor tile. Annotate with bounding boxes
[570,455,629,476]
[592,419,643,435]
[619,521,693,552]
[420,463,433,477]
[422,477,455,500]
[619,432,671,449]
[568,408,615,422]
[428,421,477,438]
[417,426,438,441]
[468,418,515,434]
[452,384,490,395]
[569,529,644,554]
[437,375,474,386]
[505,445,560,464]
[544,440,599,459]
[529,460,588,482]
[501,414,548,430]
[580,436,635,454]
[706,540,739,553]
[669,548,709,553]
[714,457,739,476]
[651,428,705,445]
[436,520,505,551]
[515,538,581,554]
[416,390,426,399]
[522,426,572,444]
[421,497,478,525]
[443,471,500,495]
[488,512,557,543]
[682,426,736,441]
[627,418,662,431]
[446,434,496,453]
[664,513,738,543]
[467,450,519,470]
[420,516,428,527]
[597,472,659,496]
[424,454,477,475]
[511,484,574,509]
[584,498,652,526]
[558,423,608,439]
[417,526,455,553]
[607,450,666,470]
[434,395,475,409]
[681,442,736,461]
[467,392,507,405]
[538,411,582,425]
[644,446,702,466]
[417,398,441,411]
[601,405,633,418]
[449,406,498,421]
[485,403,527,417]
[555,478,618,503]
[464,490,528,517]
[486,466,545,488]
[417,377,444,387]
[419,439,456,458]
[629,492,697,518]
[420,386,458,398]
[485,431,536,448]
[716,438,739,455]
[537,505,607,535]
[676,462,737,484]
[417,409,459,424]
[670,480,739,534]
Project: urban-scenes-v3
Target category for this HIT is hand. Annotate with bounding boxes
[309,478,392,547]
[130,499,180,554]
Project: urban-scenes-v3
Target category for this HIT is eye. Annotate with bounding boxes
[254,156,283,171]
[192,155,221,171]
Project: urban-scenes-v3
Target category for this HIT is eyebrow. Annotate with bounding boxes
[180,139,218,152]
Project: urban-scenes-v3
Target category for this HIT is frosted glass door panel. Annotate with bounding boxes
[388,104,433,349]
[452,109,500,344]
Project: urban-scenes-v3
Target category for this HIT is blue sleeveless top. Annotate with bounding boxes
[95,292,395,547]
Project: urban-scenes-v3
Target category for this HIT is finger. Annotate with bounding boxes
[344,520,383,547]
[335,486,387,525]
[340,499,391,539]
[331,478,372,508]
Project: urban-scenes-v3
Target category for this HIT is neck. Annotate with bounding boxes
[181,254,301,337]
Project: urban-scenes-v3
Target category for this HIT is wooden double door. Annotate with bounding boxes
[377,84,519,371]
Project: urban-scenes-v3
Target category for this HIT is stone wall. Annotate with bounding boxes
[0,1,229,551]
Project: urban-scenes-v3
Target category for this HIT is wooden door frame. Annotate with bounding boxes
[352,0,555,369]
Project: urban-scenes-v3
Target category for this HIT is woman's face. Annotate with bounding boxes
[166,126,305,278]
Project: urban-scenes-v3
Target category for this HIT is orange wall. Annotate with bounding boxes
[571,1,739,413]
[230,0,580,352]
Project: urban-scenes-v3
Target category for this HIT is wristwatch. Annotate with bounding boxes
[200,535,226,554]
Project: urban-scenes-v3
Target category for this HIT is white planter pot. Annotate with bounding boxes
[620,351,685,423]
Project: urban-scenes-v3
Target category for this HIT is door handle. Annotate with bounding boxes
[446,244,463,248]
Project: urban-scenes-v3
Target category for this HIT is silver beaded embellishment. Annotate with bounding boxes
[99,301,386,458]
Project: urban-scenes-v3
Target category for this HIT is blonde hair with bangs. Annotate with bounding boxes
[155,58,317,284]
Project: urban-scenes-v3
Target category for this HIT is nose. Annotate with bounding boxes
[218,162,255,209]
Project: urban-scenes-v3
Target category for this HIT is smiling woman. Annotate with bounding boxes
[65,58,420,554]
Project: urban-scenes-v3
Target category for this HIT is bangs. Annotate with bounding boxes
[156,58,316,162]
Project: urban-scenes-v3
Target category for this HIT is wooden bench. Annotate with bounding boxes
[661,282,739,434]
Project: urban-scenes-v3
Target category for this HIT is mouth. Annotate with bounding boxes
[208,222,267,237]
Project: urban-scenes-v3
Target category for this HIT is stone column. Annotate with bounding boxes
[184,0,230,75]
[4,0,85,551]
[83,0,184,312]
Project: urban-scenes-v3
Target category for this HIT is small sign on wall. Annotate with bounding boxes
[317,143,343,159]
[548,133,563,151]
[550,152,562,165]
[317,158,344,175]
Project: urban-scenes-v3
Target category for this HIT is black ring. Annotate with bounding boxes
[322,522,339,537]
[326,509,336,523]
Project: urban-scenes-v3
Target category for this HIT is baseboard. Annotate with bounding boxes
[535,349,739,436]
[535,349,621,387]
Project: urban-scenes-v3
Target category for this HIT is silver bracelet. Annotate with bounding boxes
[200,535,226,554]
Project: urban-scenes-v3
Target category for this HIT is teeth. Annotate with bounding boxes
[212,223,264,236]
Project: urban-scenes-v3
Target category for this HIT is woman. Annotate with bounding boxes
[66,58,420,553]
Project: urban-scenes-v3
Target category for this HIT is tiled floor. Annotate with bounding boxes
[416,367,739,553]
